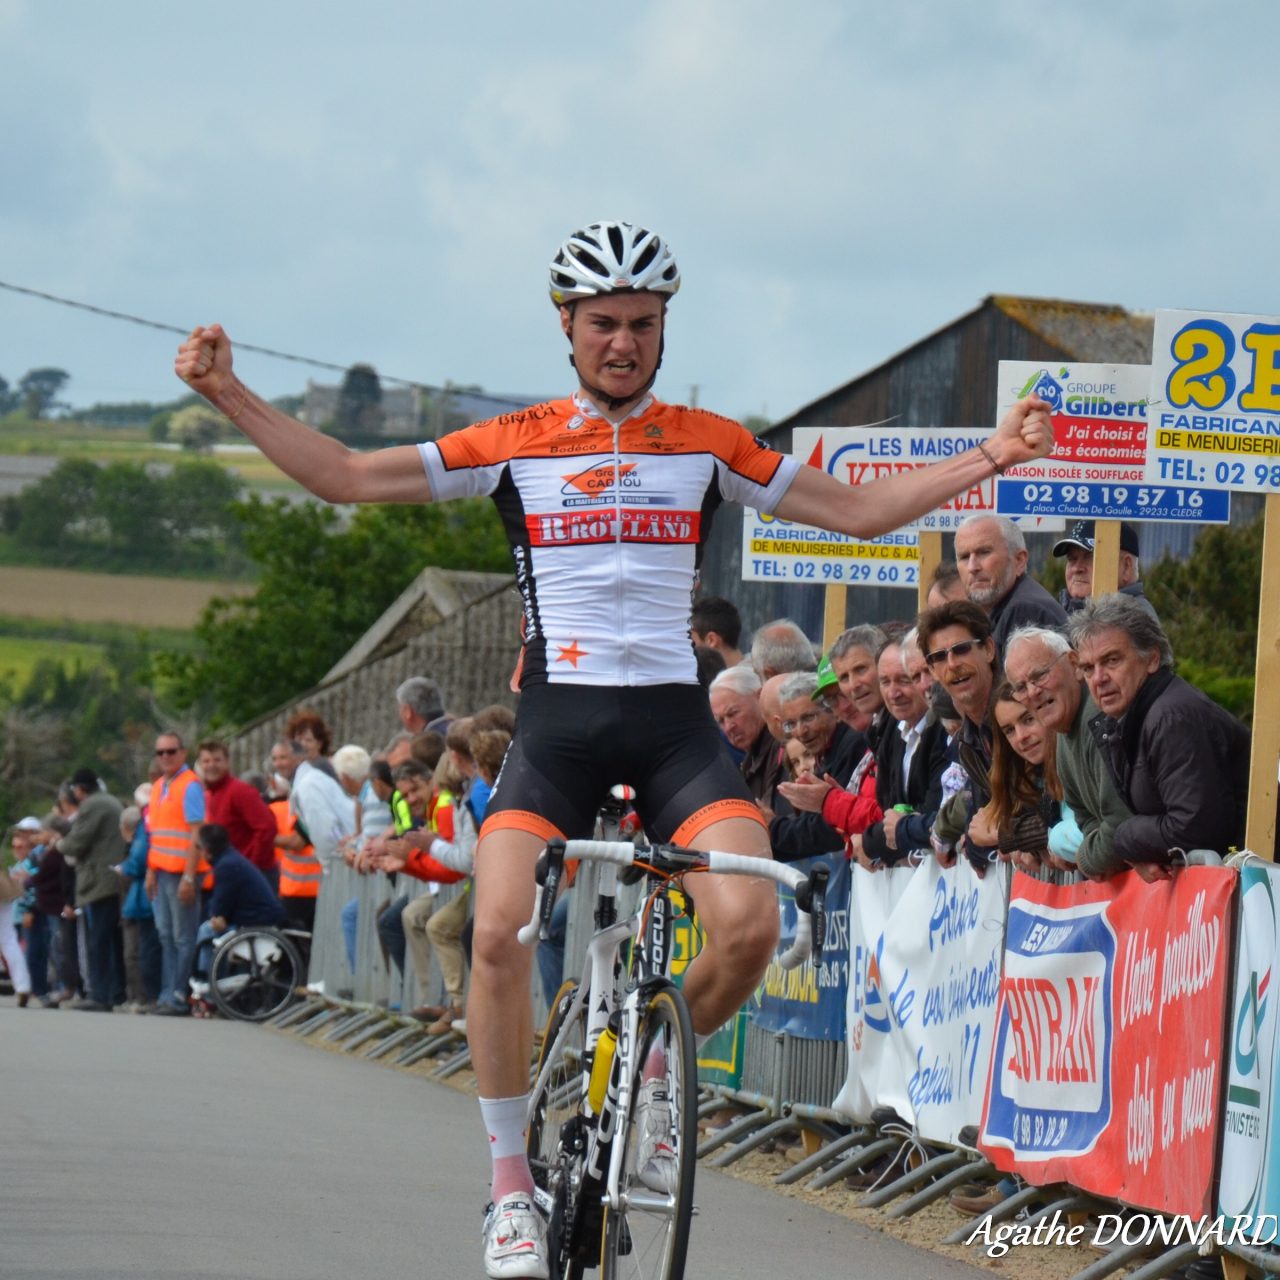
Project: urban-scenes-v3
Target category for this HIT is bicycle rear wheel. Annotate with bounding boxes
[600,983,697,1280]
[528,981,591,1280]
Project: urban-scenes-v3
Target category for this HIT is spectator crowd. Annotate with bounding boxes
[0,677,513,1023]
[0,513,1252,1065]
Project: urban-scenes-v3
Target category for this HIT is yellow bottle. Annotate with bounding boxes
[587,1019,619,1113]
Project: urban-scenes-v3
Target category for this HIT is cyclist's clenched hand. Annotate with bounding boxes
[175,323,235,402]
[984,394,1054,471]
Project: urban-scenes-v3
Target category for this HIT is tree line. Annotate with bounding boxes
[0,481,510,815]
[0,457,249,574]
[0,368,71,419]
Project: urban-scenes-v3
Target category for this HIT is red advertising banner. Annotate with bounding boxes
[979,868,1235,1215]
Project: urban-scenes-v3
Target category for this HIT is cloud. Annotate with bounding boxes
[0,0,1277,419]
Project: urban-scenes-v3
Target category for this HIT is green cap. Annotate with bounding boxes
[813,655,838,700]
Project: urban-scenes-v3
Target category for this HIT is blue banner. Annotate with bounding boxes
[750,854,850,1041]
[996,476,1229,523]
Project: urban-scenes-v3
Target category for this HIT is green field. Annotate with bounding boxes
[0,611,204,687]
[0,632,109,683]
[0,417,302,493]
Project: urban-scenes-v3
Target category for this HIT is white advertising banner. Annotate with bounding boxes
[739,507,919,588]
[834,858,1006,1145]
[1220,856,1280,1224]
[792,425,1065,532]
[995,361,1229,524]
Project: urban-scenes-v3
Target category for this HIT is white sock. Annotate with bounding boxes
[480,1094,535,1199]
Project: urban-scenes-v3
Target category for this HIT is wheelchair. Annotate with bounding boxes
[206,926,310,1022]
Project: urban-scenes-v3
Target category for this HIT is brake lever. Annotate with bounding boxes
[794,863,829,966]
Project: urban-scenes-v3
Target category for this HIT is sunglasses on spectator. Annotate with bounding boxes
[1009,652,1069,699]
[924,639,982,667]
[155,747,181,756]
[782,709,826,735]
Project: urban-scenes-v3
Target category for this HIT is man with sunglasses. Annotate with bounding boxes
[917,600,1003,869]
[1004,624,1132,878]
[145,732,207,1014]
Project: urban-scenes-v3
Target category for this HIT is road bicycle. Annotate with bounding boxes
[520,832,828,1280]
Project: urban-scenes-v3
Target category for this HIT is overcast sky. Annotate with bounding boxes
[2,1,1275,424]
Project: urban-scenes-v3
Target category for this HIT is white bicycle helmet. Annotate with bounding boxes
[549,221,680,306]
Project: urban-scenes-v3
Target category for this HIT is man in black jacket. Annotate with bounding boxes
[1069,595,1250,880]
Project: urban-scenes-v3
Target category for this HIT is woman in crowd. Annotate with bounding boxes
[966,680,1063,875]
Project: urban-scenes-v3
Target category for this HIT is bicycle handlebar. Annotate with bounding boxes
[517,839,828,970]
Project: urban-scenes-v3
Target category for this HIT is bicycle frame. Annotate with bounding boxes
[523,835,827,1277]
[528,856,680,1214]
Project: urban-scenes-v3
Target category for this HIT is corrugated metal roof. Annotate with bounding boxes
[988,295,1154,364]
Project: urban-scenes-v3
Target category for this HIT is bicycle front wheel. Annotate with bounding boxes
[528,981,591,1280]
[600,982,697,1280]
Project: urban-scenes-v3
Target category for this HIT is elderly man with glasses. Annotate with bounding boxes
[1004,624,1132,878]
[767,669,866,860]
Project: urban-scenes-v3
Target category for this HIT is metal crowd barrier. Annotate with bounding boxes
[280,841,1245,1280]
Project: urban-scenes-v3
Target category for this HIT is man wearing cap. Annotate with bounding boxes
[1053,519,1157,618]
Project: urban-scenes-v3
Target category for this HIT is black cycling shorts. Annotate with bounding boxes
[480,683,764,846]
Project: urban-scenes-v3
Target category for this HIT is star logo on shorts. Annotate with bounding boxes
[555,640,588,668]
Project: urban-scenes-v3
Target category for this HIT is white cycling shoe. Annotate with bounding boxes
[482,1191,550,1279]
[636,1078,678,1193]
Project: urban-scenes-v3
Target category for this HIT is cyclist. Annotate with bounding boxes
[175,220,1053,1278]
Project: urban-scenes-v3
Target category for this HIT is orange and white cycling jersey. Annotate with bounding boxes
[418,392,800,688]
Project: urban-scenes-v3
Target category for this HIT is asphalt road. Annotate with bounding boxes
[2,1003,988,1280]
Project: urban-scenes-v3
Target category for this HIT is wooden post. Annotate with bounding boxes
[917,532,943,613]
[1091,520,1121,596]
[822,585,847,652]
[1245,493,1280,859]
